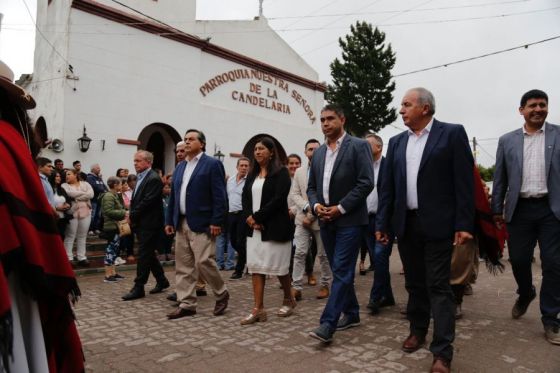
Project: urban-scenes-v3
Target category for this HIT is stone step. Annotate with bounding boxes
[74,259,175,276]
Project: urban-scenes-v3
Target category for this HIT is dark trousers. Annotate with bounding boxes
[134,228,167,288]
[507,198,560,328]
[89,200,102,231]
[399,212,455,361]
[227,212,247,275]
[319,225,362,331]
[306,236,317,274]
[120,233,134,257]
[360,214,376,264]
[367,214,395,302]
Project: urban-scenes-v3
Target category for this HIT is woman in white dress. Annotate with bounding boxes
[241,136,296,325]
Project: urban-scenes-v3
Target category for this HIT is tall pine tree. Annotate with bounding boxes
[326,22,397,137]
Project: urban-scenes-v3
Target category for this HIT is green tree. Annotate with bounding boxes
[326,21,397,137]
[477,164,496,182]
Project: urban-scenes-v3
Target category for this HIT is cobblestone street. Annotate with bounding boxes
[75,250,559,373]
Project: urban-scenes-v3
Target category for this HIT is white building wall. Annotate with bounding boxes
[32,1,325,176]
[195,18,318,82]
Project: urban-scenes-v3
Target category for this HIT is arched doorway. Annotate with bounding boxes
[35,116,48,147]
[242,134,288,165]
[138,123,181,174]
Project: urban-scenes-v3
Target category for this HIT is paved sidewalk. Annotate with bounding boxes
[75,250,559,372]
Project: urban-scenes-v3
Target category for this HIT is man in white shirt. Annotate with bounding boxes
[227,157,250,279]
[492,89,560,345]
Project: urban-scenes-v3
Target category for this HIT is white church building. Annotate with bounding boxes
[29,0,325,174]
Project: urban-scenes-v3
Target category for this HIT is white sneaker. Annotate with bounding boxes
[114,257,126,266]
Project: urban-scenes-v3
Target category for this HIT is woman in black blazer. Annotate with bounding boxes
[241,136,295,325]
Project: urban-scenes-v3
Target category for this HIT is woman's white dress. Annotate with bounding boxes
[246,177,291,276]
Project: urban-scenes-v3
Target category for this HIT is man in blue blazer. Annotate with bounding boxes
[492,89,560,345]
[164,129,229,319]
[376,88,474,373]
[307,104,375,343]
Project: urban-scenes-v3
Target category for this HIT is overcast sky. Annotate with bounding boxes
[1,0,559,165]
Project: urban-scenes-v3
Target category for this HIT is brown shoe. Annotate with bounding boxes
[431,357,451,373]
[167,307,196,319]
[316,286,329,299]
[292,288,302,301]
[213,290,229,316]
[401,334,426,353]
[307,273,317,286]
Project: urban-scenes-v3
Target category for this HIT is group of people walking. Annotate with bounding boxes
[121,87,558,373]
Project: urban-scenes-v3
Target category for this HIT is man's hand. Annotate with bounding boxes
[165,225,175,235]
[314,203,326,217]
[246,215,256,227]
[375,231,389,245]
[209,225,221,237]
[454,231,473,246]
[322,206,341,222]
[492,214,505,230]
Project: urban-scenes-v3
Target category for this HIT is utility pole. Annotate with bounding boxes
[259,0,263,17]
[472,137,477,164]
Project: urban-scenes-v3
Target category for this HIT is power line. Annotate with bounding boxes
[300,0,436,56]
[269,0,533,20]
[20,0,70,68]
[476,143,497,160]
[393,35,560,77]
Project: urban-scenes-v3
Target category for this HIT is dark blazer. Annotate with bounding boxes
[492,122,560,222]
[307,134,375,227]
[376,119,474,240]
[165,153,227,233]
[242,167,292,242]
[130,169,163,230]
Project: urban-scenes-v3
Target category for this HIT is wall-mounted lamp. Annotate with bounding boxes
[77,125,92,152]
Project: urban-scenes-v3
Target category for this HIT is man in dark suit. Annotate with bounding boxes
[307,104,375,343]
[363,134,395,315]
[165,129,229,319]
[492,89,560,345]
[122,150,170,301]
[376,88,474,373]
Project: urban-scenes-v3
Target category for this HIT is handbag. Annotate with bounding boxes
[117,220,131,236]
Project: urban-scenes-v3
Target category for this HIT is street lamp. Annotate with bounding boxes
[77,125,92,152]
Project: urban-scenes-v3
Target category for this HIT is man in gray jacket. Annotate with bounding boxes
[492,89,560,345]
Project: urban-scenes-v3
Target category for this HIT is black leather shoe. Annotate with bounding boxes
[230,272,243,280]
[149,279,170,294]
[512,291,536,319]
[122,287,145,301]
[367,297,396,315]
[167,292,177,302]
[196,288,208,297]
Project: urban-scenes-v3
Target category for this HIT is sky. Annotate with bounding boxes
[1,0,560,165]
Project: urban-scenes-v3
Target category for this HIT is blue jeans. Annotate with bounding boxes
[319,225,362,331]
[369,239,394,302]
[507,198,560,328]
[215,232,235,270]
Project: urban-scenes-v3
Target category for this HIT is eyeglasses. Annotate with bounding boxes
[320,115,337,123]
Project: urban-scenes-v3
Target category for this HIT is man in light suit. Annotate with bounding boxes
[492,89,560,345]
[307,104,375,343]
[376,88,474,373]
[122,150,170,301]
[290,139,332,301]
[363,134,395,315]
[165,129,229,319]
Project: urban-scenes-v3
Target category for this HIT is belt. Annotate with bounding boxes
[406,209,419,216]
[519,195,548,202]
[229,211,242,215]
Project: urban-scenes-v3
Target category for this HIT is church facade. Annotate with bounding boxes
[30,0,325,174]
